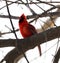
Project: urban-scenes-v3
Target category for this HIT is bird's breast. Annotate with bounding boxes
[20,25,33,38]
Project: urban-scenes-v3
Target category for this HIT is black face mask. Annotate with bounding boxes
[19,16,25,23]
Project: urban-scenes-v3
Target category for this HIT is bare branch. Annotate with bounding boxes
[37,0,56,7]
[0,26,60,48]
[29,5,60,23]
[53,47,60,63]
[0,11,60,20]
[0,29,19,37]
[0,26,60,63]
[5,0,29,63]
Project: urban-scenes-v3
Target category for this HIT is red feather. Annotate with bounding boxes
[19,14,41,56]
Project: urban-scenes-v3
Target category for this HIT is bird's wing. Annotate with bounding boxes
[23,24,37,35]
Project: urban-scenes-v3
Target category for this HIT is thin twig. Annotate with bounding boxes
[20,0,36,15]
[5,0,29,63]
[29,5,57,23]
[29,0,46,12]
[0,0,19,10]
[53,47,60,63]
[38,0,56,7]
[0,11,60,20]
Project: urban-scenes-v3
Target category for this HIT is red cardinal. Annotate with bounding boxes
[19,14,41,56]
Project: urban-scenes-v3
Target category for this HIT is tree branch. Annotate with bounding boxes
[0,26,60,48]
[53,47,60,63]
[0,26,60,63]
[0,11,60,20]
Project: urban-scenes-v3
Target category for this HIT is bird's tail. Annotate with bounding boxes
[38,45,41,56]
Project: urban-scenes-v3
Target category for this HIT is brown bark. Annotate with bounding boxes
[0,26,60,63]
[53,47,60,63]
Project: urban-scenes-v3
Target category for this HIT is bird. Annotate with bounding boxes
[19,14,41,56]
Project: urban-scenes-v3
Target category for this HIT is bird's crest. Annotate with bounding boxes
[19,14,26,22]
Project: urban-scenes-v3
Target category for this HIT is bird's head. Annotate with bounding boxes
[19,14,26,23]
